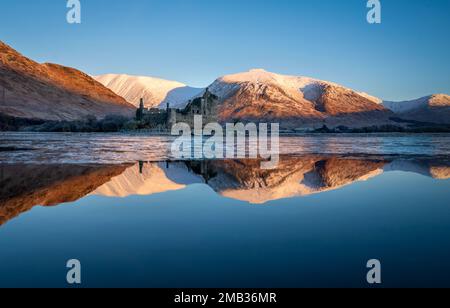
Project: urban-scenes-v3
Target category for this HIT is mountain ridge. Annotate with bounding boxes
[383,94,450,124]
[0,41,135,121]
[94,73,203,109]
[204,69,393,129]
[100,68,450,129]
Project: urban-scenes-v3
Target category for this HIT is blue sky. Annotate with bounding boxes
[1,0,449,100]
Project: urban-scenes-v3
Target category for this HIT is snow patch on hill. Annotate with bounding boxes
[207,69,381,104]
[383,94,450,114]
[383,96,431,113]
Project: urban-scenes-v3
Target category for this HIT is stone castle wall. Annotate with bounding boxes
[139,90,220,129]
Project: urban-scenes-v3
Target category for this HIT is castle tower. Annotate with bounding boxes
[1,86,5,105]
[201,161,210,184]
[167,107,177,129]
[136,98,145,121]
[202,87,210,116]
[201,98,206,116]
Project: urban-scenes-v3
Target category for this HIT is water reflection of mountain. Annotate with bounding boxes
[92,156,450,204]
[0,164,130,225]
[1,156,449,225]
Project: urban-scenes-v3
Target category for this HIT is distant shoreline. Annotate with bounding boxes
[2,130,450,136]
[2,112,450,134]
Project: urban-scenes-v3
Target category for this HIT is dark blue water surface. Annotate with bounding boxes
[0,164,449,288]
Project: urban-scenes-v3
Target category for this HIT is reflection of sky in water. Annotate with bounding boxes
[0,157,449,287]
[1,133,450,164]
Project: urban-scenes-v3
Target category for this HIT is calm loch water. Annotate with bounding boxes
[0,133,450,287]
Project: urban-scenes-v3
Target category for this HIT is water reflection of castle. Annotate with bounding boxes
[139,160,216,184]
[136,89,219,129]
[2,156,450,225]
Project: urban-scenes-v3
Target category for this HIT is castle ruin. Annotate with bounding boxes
[136,88,219,130]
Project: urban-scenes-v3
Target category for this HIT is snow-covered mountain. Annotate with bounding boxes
[94,74,203,109]
[383,94,450,124]
[208,69,367,100]
[94,69,449,128]
[205,69,393,129]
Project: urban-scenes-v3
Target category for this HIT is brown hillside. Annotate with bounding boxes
[0,41,135,121]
